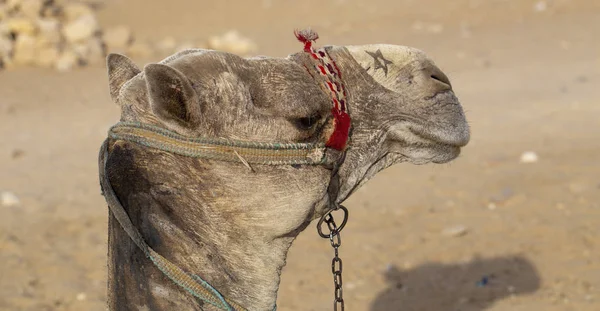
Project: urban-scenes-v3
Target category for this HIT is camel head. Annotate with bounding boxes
[322,44,470,203]
[104,37,469,309]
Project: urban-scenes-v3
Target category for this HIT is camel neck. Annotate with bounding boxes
[104,142,312,311]
[106,196,290,311]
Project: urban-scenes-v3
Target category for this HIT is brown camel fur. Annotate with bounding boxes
[103,42,469,310]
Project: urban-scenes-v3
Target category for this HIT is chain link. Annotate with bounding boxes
[319,206,348,311]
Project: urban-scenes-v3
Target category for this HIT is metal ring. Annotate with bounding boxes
[317,205,349,238]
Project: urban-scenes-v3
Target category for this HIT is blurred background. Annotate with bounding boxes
[0,0,599,310]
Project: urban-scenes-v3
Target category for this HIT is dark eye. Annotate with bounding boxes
[294,114,320,130]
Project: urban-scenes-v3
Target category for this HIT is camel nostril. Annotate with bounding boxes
[431,74,450,86]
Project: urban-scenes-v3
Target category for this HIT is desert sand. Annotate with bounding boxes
[1,0,599,310]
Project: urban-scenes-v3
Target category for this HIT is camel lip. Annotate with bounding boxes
[408,127,469,148]
[387,128,463,165]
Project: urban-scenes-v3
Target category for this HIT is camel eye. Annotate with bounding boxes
[293,114,320,130]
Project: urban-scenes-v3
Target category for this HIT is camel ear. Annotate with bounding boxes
[144,63,201,126]
[107,53,141,103]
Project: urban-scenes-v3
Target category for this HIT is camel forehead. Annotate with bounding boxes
[346,44,429,91]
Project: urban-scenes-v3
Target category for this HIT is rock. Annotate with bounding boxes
[207,30,257,55]
[102,25,132,52]
[126,40,154,58]
[490,187,514,203]
[568,182,588,194]
[0,4,10,20]
[519,151,539,163]
[40,2,61,18]
[62,2,94,22]
[34,45,59,67]
[11,149,25,159]
[442,225,469,237]
[54,49,78,72]
[175,41,197,52]
[0,36,13,59]
[36,18,61,45]
[534,1,547,12]
[71,37,105,65]
[12,34,36,65]
[1,18,38,36]
[1,191,20,207]
[427,23,444,34]
[156,36,176,54]
[20,0,44,19]
[460,21,472,38]
[75,292,87,301]
[62,14,98,43]
[5,0,24,11]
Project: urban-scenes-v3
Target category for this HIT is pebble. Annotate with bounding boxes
[12,34,37,65]
[11,149,25,159]
[0,36,13,58]
[207,30,257,55]
[175,41,198,53]
[19,0,44,19]
[36,18,61,45]
[442,225,469,237]
[1,191,20,207]
[490,187,514,203]
[71,37,105,65]
[62,14,98,43]
[75,292,87,301]
[520,151,539,163]
[534,1,548,12]
[34,45,59,67]
[156,36,176,54]
[411,21,444,34]
[1,17,38,36]
[126,41,154,58]
[102,25,132,52]
[5,0,23,11]
[62,2,94,21]
[55,49,78,72]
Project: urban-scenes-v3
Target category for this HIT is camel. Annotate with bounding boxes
[99,30,470,311]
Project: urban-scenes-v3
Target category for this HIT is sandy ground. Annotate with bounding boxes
[1,0,599,310]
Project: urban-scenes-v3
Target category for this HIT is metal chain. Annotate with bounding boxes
[318,205,349,311]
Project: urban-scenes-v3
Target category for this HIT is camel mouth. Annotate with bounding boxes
[386,122,466,165]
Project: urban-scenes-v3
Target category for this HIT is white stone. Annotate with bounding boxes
[207,30,257,55]
[62,3,94,21]
[175,41,197,52]
[156,36,176,54]
[62,14,98,43]
[55,49,78,72]
[71,37,105,65]
[127,41,154,58]
[20,0,44,19]
[442,225,469,237]
[1,18,38,36]
[102,25,132,52]
[1,191,20,207]
[534,1,547,12]
[12,34,36,65]
[35,46,59,67]
[0,36,13,58]
[6,0,24,10]
[0,4,9,20]
[36,18,61,45]
[75,292,87,301]
[519,151,539,163]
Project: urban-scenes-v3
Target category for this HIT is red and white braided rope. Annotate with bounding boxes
[295,29,351,151]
